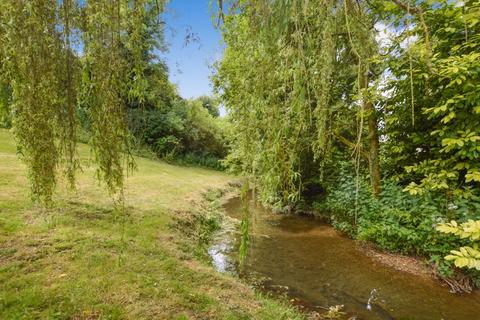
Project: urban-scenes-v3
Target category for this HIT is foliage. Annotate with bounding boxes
[382,0,480,195]
[239,181,250,266]
[196,95,220,118]
[0,81,11,128]
[1,0,68,203]
[437,220,480,270]
[81,0,136,197]
[320,168,480,278]
[127,97,228,169]
[0,0,168,204]
[183,99,227,162]
[217,0,480,280]
[215,0,377,208]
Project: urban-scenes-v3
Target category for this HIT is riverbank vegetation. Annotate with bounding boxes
[215,0,480,288]
[1,0,480,318]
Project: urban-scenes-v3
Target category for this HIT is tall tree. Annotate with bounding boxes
[215,0,382,207]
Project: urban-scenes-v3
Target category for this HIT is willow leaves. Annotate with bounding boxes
[0,0,165,205]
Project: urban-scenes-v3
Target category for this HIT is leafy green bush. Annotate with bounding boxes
[124,97,227,169]
[175,152,225,170]
[153,135,181,156]
[318,170,480,279]
[437,220,480,270]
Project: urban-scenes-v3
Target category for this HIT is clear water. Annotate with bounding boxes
[209,197,480,320]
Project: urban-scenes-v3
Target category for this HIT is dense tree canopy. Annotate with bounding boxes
[216,0,386,207]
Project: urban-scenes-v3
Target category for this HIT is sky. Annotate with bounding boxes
[162,0,223,100]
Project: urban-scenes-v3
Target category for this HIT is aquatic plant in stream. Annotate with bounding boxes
[320,305,346,320]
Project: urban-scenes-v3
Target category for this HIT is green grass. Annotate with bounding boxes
[0,129,304,320]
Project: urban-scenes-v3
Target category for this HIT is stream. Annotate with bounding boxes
[209,196,480,319]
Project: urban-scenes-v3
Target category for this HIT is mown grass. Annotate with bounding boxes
[0,129,303,320]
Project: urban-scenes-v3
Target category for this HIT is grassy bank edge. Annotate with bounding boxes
[169,184,307,319]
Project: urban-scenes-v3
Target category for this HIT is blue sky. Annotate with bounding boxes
[162,0,223,99]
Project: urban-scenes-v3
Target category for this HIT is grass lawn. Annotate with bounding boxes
[0,129,303,320]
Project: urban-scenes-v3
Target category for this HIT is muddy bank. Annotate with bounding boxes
[358,242,432,278]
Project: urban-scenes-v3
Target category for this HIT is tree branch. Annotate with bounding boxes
[392,0,422,14]
[392,0,432,59]
[217,0,225,26]
[333,132,369,159]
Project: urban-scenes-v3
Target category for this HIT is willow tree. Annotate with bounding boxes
[0,1,65,204]
[215,0,381,208]
[0,0,165,205]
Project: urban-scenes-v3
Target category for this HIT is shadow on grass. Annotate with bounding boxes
[66,200,134,220]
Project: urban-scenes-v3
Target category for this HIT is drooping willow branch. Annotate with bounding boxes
[406,1,415,127]
[215,0,381,207]
[0,0,166,206]
[392,0,433,72]
[1,1,62,204]
[82,0,135,197]
[59,0,79,188]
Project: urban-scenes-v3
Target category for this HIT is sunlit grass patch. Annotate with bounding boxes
[0,129,304,319]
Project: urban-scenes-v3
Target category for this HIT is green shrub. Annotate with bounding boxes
[175,152,224,170]
[125,98,227,170]
[153,135,181,156]
[318,170,480,279]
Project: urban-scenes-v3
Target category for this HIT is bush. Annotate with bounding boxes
[175,152,224,170]
[125,98,227,169]
[77,97,227,170]
[318,170,480,279]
